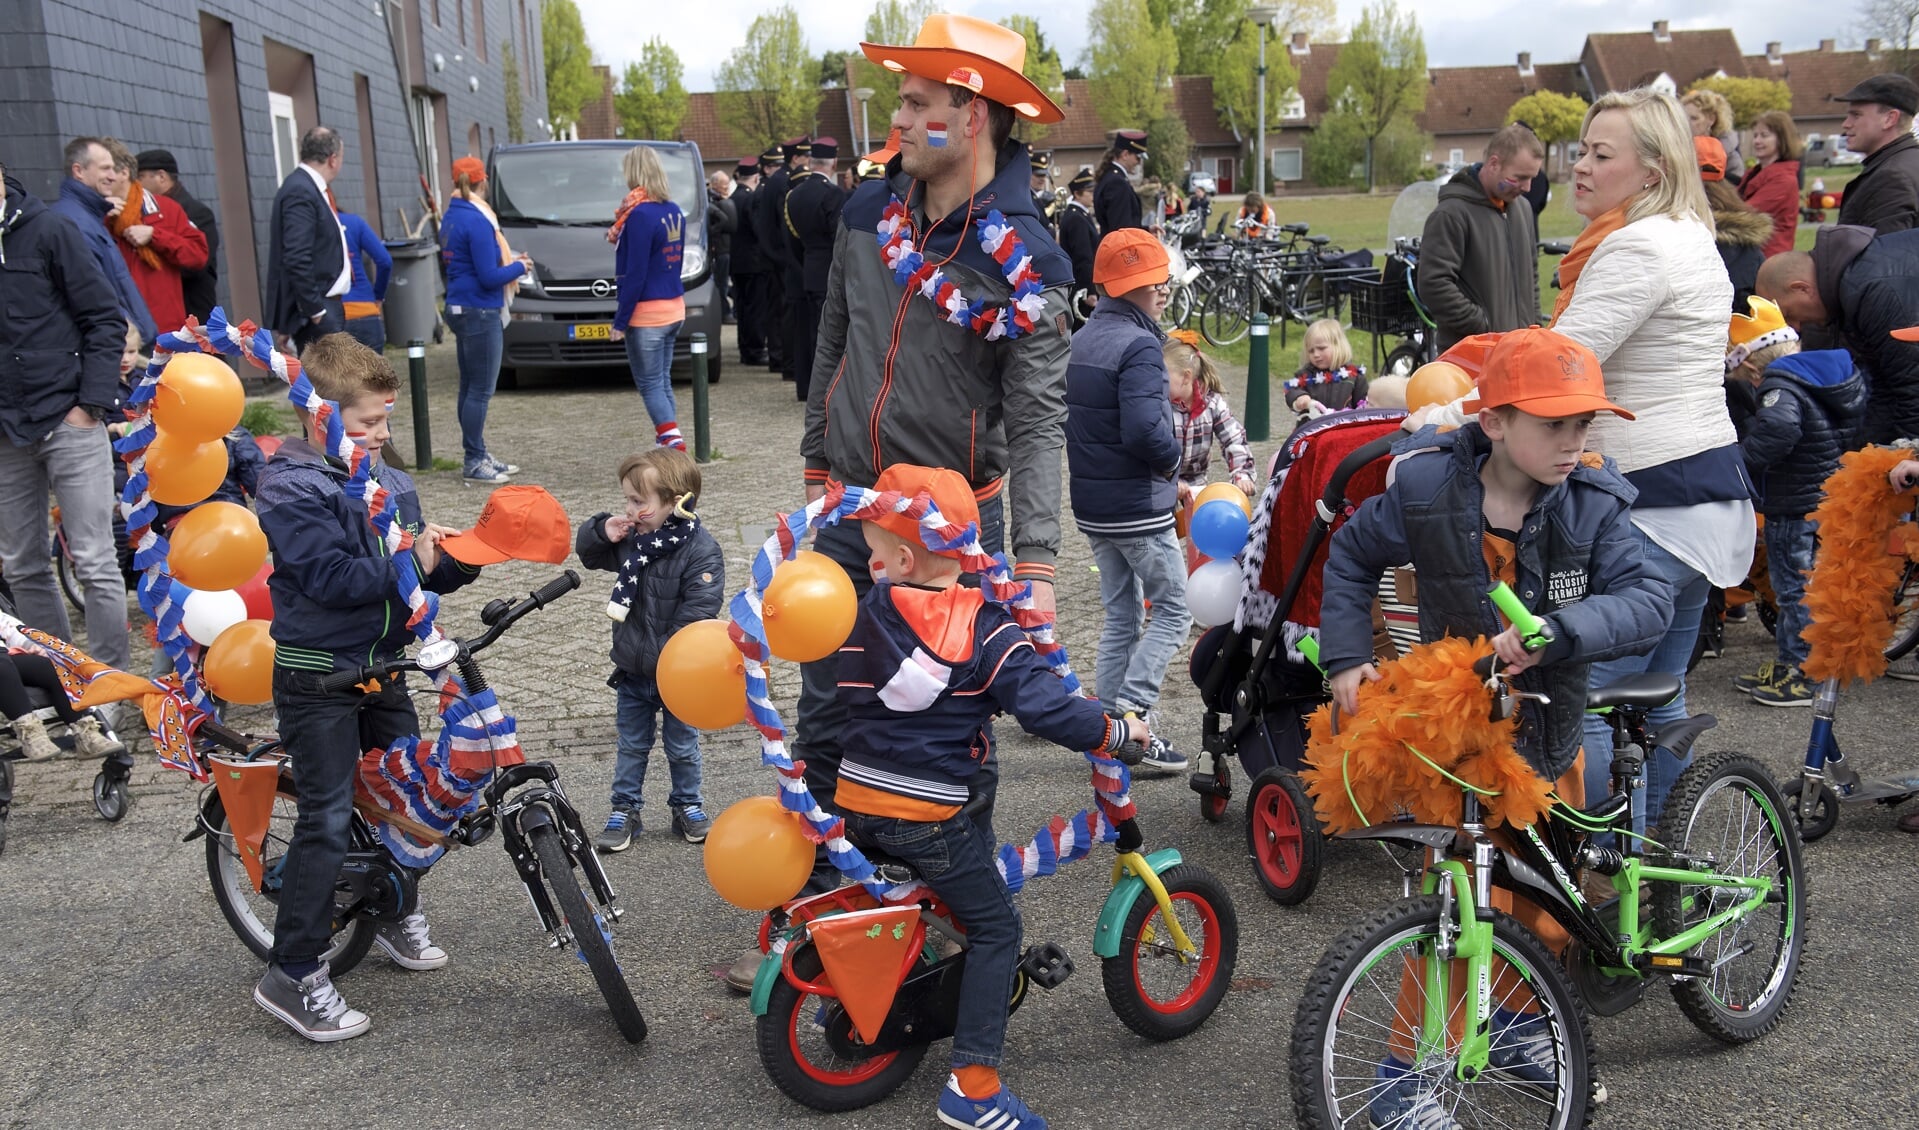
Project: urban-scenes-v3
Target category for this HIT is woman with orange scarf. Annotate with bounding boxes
[1552,89,1754,830]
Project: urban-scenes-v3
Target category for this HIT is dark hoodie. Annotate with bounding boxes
[1416,165,1539,353]
[1712,205,1772,312]
[0,172,127,447]
[1740,350,1868,517]
[1810,223,1919,442]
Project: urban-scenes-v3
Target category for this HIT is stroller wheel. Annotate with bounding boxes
[92,773,131,823]
[1200,791,1230,823]
[1245,769,1322,905]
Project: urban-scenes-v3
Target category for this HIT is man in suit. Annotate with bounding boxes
[136,149,220,323]
[267,126,352,353]
[729,159,768,366]
[783,137,845,404]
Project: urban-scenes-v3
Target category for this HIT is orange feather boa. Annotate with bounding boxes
[1301,636,1556,834]
[1802,446,1918,685]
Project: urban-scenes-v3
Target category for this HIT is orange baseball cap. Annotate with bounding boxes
[870,464,980,558]
[1694,136,1727,182]
[1892,325,1919,342]
[451,156,486,184]
[1094,229,1170,295]
[1470,327,1634,420]
[439,485,572,566]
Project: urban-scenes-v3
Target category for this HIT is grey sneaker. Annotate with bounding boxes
[595,807,639,853]
[374,911,448,970]
[725,946,764,993]
[1486,1013,1557,1085]
[672,804,713,844]
[463,463,510,485]
[484,454,520,476]
[1367,1065,1461,1130]
[254,963,370,1042]
[10,715,61,762]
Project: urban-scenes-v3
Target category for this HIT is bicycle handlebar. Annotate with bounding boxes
[317,570,582,694]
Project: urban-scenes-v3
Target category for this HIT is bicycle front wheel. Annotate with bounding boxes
[1100,862,1238,1040]
[1200,280,1252,346]
[1162,282,1195,330]
[1653,751,1806,1044]
[529,823,647,1043]
[1290,894,1594,1130]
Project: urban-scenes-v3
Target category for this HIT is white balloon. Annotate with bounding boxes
[1186,560,1242,628]
[182,587,249,646]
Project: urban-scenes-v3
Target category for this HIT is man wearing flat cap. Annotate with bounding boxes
[1095,128,1150,234]
[136,149,220,323]
[1835,74,1919,234]
[783,137,844,402]
[752,141,807,375]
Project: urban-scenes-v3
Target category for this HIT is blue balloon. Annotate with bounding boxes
[1189,498,1250,560]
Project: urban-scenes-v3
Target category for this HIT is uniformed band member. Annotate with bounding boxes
[752,139,807,374]
[1029,149,1056,235]
[1095,128,1149,234]
[1056,168,1099,319]
[784,136,844,404]
[729,158,768,366]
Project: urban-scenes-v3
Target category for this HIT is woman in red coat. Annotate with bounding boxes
[101,141,208,335]
[1739,109,1802,258]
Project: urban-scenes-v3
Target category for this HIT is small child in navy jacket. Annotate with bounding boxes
[833,464,1145,1130]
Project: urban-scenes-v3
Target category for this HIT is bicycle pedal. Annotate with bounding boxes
[1644,953,1712,979]
[1018,942,1074,990]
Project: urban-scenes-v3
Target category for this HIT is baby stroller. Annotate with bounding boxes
[1188,409,1409,904]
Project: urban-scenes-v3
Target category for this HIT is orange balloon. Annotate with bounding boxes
[152,352,245,443]
[145,432,230,506]
[1194,480,1253,519]
[703,796,815,910]
[168,502,269,592]
[1406,362,1474,413]
[657,619,748,730]
[762,551,858,662]
[202,620,276,705]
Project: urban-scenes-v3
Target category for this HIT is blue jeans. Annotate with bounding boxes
[1764,516,1817,670]
[1581,526,1708,829]
[344,314,387,354]
[1085,529,1192,713]
[611,674,702,811]
[622,322,682,436]
[842,809,1019,1069]
[446,305,504,473]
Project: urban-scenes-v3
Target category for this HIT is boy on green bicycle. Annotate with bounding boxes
[1320,327,1671,1127]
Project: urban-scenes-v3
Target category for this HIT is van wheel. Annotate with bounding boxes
[707,350,722,385]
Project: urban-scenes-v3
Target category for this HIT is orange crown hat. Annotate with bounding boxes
[859,14,1065,125]
[1094,228,1170,294]
[1727,296,1800,370]
[1470,326,1634,420]
[870,465,981,559]
[439,485,573,566]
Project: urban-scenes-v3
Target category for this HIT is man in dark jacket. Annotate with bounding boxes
[1029,148,1057,235]
[729,158,767,365]
[0,167,132,674]
[1759,224,1919,442]
[266,126,351,351]
[1834,74,1919,235]
[705,170,737,323]
[1094,129,1149,234]
[783,138,845,403]
[1417,124,1544,352]
[137,148,220,323]
[48,137,155,344]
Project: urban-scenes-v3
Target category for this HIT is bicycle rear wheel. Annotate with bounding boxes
[203,791,376,975]
[756,941,928,1111]
[529,823,647,1043]
[1200,279,1252,346]
[1653,751,1806,1044]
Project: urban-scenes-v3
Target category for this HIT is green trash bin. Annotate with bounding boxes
[382,239,441,347]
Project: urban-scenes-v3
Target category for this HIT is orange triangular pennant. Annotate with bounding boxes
[808,906,925,1045]
[210,756,286,891]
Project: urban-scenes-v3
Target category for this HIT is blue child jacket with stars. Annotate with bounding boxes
[575,512,726,685]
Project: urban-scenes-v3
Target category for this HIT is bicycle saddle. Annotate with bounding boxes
[1585,673,1680,711]
[1305,234,1331,246]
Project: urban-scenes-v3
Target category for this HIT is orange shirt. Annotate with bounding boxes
[627,296,687,328]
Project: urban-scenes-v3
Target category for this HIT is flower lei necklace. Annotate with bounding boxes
[876,195,1047,340]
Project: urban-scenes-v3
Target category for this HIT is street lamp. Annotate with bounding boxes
[1249,6,1280,197]
[852,86,876,155]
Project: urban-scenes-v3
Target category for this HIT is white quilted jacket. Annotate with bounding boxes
[1552,214,1736,476]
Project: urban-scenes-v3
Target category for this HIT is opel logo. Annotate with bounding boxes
[591,278,613,298]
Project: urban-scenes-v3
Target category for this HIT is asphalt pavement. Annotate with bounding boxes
[2,335,1916,1129]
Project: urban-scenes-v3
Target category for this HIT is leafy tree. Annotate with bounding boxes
[1085,0,1179,130]
[542,0,599,135]
[1000,15,1067,143]
[1307,111,1425,187]
[501,42,526,144]
[1167,0,1336,76]
[715,6,818,149]
[1319,0,1428,190]
[1505,89,1587,176]
[849,0,940,121]
[616,38,689,140]
[818,50,854,90]
[1687,76,1796,129]
[1209,21,1300,143]
[1145,113,1192,183]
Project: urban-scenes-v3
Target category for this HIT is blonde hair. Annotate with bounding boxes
[622,145,670,200]
[618,446,701,506]
[1162,338,1222,395]
[1302,318,1353,369]
[1681,89,1735,137]
[1366,374,1409,409]
[1582,89,1714,233]
[1744,339,1801,372]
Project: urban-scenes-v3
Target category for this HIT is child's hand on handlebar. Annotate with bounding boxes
[1331,663,1380,715]
[1490,624,1543,673]
[1890,459,1919,491]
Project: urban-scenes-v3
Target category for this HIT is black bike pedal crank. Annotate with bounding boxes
[1018,942,1074,990]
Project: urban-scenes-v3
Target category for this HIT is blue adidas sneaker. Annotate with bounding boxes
[937,1074,1048,1130]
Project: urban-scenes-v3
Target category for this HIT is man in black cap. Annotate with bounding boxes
[784,138,844,403]
[1095,128,1150,234]
[753,140,808,375]
[1057,168,1100,320]
[1836,74,1919,234]
[729,158,768,366]
[135,149,219,322]
[1029,149,1057,235]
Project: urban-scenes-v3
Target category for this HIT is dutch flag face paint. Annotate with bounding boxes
[926,122,948,148]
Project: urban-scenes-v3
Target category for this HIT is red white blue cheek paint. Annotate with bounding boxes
[926,122,948,148]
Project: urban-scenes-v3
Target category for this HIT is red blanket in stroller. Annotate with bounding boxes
[1255,417,1403,628]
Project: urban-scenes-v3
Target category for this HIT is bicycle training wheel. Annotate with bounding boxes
[1290,894,1594,1130]
[755,940,928,1112]
[203,790,376,974]
[1200,279,1252,347]
[1101,862,1238,1041]
[529,823,647,1043]
[1653,751,1806,1044]
[1384,342,1425,380]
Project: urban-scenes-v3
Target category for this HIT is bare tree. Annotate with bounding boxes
[1859,0,1919,74]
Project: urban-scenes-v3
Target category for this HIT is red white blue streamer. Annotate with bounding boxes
[876,198,1048,341]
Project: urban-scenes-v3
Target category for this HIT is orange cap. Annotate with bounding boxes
[451,156,486,185]
[439,485,572,566]
[870,464,980,558]
[1892,325,1919,342]
[1094,229,1170,295]
[1694,136,1727,182]
[1470,327,1634,420]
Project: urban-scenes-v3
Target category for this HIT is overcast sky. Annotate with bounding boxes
[573,0,1866,92]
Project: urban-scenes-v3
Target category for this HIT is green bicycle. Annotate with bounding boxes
[1289,585,1807,1130]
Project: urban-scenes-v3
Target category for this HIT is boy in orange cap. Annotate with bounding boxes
[833,462,1145,1130]
[1063,229,1191,773]
[1318,327,1670,1126]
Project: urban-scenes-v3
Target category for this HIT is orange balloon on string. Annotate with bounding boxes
[152,352,245,442]
[762,551,857,662]
[1194,480,1253,519]
[657,619,748,730]
[202,620,276,705]
[1406,362,1474,414]
[169,501,269,592]
[145,432,229,506]
[703,796,816,910]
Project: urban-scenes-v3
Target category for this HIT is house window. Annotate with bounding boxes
[1649,72,1676,97]
[1448,148,1465,166]
[268,92,298,183]
[474,0,487,60]
[1271,148,1303,182]
[1281,90,1306,121]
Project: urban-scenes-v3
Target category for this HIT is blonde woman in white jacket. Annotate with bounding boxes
[1554,88,1756,828]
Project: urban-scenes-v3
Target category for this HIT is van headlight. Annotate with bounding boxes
[681,245,706,280]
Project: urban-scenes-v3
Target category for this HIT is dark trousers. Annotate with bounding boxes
[344,314,387,354]
[764,272,787,368]
[732,272,766,362]
[268,665,420,967]
[794,292,825,403]
[713,255,731,319]
[0,652,83,723]
[292,298,346,353]
[779,269,806,385]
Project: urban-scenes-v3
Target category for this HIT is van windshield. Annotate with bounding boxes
[492,145,701,226]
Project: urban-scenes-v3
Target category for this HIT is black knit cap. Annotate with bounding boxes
[135,149,179,174]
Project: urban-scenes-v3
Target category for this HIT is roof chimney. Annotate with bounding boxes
[1765,41,1782,63]
[1290,31,1309,55]
[1653,20,1670,42]
[1819,38,1836,52]
[1867,37,1884,56]
[1517,51,1533,76]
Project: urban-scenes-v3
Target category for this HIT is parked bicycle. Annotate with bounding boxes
[1198,222,1359,347]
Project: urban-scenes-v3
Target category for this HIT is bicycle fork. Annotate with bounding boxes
[1417,813,1499,1081]
[501,790,623,946]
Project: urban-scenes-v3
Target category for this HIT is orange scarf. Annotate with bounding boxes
[109,189,163,271]
[1549,203,1630,325]
[607,186,651,245]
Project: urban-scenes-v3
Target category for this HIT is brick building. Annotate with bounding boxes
[0,0,546,322]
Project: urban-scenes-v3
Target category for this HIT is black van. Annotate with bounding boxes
[489,140,721,385]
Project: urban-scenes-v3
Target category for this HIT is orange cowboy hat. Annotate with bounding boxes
[859,14,1065,126]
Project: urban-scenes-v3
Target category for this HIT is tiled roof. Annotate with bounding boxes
[1581,28,1749,95]
[1752,45,1896,120]
[674,89,857,164]
[1418,61,1582,137]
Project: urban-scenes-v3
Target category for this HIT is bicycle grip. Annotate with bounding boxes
[1487,582,1548,650]
[1472,654,1497,680]
[319,667,372,694]
[532,570,581,607]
